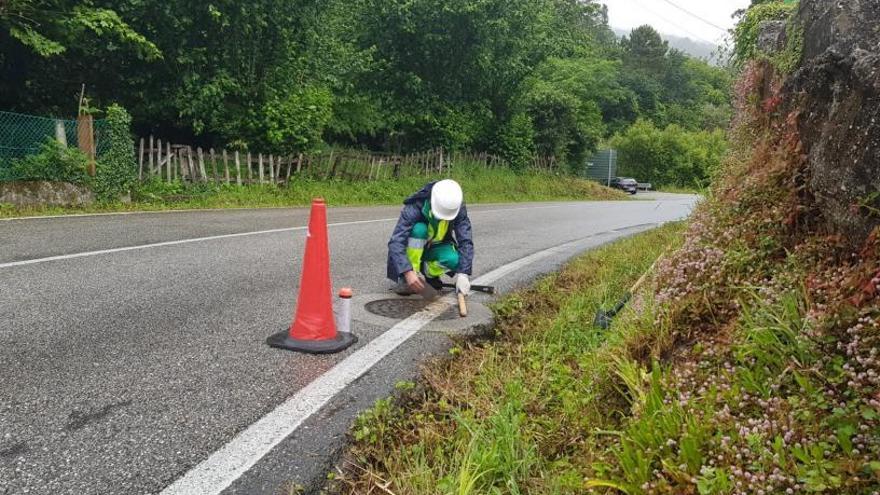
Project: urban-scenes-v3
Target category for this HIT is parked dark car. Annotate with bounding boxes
[609,177,638,194]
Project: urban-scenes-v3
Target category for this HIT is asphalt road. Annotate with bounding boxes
[0,194,697,494]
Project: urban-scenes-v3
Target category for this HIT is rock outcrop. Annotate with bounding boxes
[757,20,788,54]
[785,0,880,244]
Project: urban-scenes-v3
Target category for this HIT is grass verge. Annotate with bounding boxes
[332,193,880,495]
[0,165,624,218]
[329,224,684,494]
[655,185,705,195]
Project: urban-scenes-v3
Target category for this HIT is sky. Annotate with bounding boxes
[601,0,751,45]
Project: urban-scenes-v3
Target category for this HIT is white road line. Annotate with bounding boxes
[158,226,657,495]
[0,218,396,269]
[0,205,570,269]
[0,202,572,222]
[0,206,306,221]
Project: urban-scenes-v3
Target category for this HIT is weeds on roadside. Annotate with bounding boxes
[0,164,624,218]
[330,225,685,494]
[328,33,880,495]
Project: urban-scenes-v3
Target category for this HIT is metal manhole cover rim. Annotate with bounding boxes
[364,298,460,321]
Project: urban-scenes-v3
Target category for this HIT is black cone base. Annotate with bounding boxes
[266,329,357,354]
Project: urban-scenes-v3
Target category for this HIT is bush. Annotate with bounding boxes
[492,113,535,171]
[260,85,334,154]
[522,57,613,170]
[611,119,727,188]
[94,104,137,201]
[1,139,91,184]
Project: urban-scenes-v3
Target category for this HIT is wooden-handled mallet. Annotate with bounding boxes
[457,292,468,317]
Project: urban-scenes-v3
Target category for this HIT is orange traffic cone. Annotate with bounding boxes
[267,198,357,354]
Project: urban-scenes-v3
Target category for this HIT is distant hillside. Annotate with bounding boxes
[664,33,720,61]
[613,27,723,64]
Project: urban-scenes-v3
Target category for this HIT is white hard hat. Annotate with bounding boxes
[430,179,463,220]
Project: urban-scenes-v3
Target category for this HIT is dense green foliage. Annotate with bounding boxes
[93,104,137,200]
[0,138,90,183]
[732,1,799,67]
[0,0,160,58]
[612,119,727,187]
[2,0,732,174]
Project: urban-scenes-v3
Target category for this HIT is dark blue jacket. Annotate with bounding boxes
[386,182,474,280]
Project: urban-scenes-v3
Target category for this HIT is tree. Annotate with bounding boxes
[0,0,732,183]
[611,119,727,187]
[622,25,669,73]
[0,1,159,58]
[522,56,636,167]
[618,25,732,132]
[354,0,559,151]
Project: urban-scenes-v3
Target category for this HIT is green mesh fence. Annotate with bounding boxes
[0,110,109,164]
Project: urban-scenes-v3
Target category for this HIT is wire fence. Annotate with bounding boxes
[0,111,109,164]
[0,109,561,185]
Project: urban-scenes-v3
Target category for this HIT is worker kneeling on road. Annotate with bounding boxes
[387,179,474,296]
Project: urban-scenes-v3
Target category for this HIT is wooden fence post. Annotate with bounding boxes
[324,151,335,179]
[156,139,163,178]
[197,147,207,182]
[166,141,172,182]
[178,147,185,180]
[223,149,230,184]
[183,147,190,180]
[333,153,340,179]
[154,139,161,180]
[76,114,96,176]
[179,147,186,180]
[235,151,242,186]
[268,154,275,184]
[138,138,145,180]
[147,135,154,179]
[175,147,181,181]
[186,147,195,181]
[210,148,217,183]
[285,155,293,183]
[258,153,264,184]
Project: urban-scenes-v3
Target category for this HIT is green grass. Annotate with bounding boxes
[332,224,685,494]
[655,184,705,195]
[0,164,624,218]
[332,215,880,494]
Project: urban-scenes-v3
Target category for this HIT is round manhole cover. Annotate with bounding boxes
[365,298,460,321]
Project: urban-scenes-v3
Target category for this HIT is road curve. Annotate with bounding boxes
[0,194,697,494]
